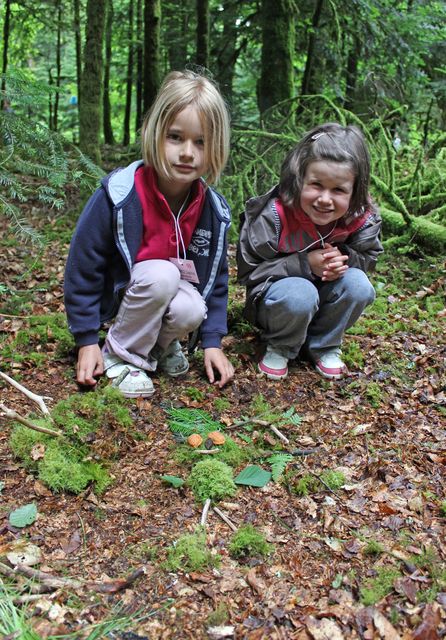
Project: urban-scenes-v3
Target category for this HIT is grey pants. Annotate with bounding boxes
[105,260,207,371]
[256,268,375,360]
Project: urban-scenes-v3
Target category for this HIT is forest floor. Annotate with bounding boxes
[0,199,445,640]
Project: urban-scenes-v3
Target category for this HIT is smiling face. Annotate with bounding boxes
[157,105,207,200]
[300,160,355,227]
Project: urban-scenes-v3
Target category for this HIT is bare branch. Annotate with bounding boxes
[0,370,52,418]
[0,404,62,438]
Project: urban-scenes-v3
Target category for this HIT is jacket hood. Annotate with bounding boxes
[101,160,144,206]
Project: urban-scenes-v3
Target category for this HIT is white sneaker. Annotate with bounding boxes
[313,349,346,380]
[156,340,189,377]
[258,345,288,380]
[103,353,154,397]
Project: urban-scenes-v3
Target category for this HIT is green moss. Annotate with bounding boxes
[164,527,220,573]
[187,459,236,502]
[207,602,229,627]
[364,540,385,556]
[213,397,231,412]
[175,435,252,468]
[365,382,383,408]
[292,473,319,496]
[9,387,131,494]
[359,566,401,605]
[320,470,346,490]
[342,340,365,369]
[440,501,446,517]
[229,524,273,559]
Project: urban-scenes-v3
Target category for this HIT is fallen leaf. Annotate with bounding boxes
[306,615,345,639]
[372,608,401,639]
[412,604,441,640]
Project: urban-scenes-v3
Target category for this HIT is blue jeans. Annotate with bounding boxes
[256,268,375,360]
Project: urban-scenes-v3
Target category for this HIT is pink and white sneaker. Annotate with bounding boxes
[314,349,347,379]
[258,345,288,380]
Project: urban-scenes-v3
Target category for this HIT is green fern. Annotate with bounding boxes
[267,453,294,482]
[166,407,223,437]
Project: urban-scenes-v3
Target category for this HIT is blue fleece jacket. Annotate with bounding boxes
[64,160,231,350]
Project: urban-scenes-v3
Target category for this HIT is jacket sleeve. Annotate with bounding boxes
[236,205,313,291]
[199,243,229,349]
[64,188,115,346]
[338,210,384,272]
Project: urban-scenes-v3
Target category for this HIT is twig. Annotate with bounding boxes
[270,425,290,444]
[0,370,52,418]
[0,404,63,438]
[195,448,219,454]
[111,367,130,388]
[213,506,237,531]
[200,498,211,526]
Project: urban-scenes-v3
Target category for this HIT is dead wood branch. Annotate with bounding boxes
[0,370,52,418]
[213,506,237,531]
[269,425,290,444]
[0,404,62,438]
[201,498,211,526]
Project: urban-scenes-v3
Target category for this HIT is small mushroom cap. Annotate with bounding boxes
[207,431,226,445]
[187,433,203,448]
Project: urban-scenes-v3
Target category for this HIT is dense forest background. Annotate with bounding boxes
[1,0,446,249]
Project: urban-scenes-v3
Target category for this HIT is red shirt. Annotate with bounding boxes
[134,165,205,262]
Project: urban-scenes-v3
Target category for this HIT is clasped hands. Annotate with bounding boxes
[307,243,349,281]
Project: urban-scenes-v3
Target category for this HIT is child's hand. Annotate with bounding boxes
[308,244,348,281]
[204,347,234,388]
[77,344,104,386]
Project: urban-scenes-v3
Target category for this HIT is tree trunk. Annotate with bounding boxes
[135,0,143,131]
[54,0,62,131]
[73,0,82,107]
[123,0,134,145]
[343,33,361,111]
[196,0,209,68]
[258,0,295,115]
[215,0,238,105]
[103,0,115,145]
[164,0,190,72]
[300,0,324,96]
[142,0,161,113]
[79,0,106,164]
[1,0,11,111]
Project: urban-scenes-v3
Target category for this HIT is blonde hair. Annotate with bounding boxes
[141,70,230,185]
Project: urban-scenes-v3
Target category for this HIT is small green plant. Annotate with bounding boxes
[440,501,446,516]
[359,566,401,605]
[229,524,273,559]
[364,540,385,556]
[207,602,229,626]
[342,339,365,369]
[267,453,294,482]
[187,459,236,502]
[184,387,205,402]
[164,527,220,572]
[365,382,383,408]
[213,397,231,412]
[292,473,320,496]
[320,470,346,490]
[167,407,223,437]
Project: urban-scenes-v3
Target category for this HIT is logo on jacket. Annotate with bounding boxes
[189,228,211,256]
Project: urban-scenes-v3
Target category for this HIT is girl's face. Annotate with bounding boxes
[160,105,207,195]
[300,160,355,227]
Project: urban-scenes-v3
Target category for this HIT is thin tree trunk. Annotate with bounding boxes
[48,68,54,129]
[300,0,324,96]
[134,0,143,131]
[79,0,106,164]
[73,0,82,107]
[215,0,238,105]
[164,0,190,72]
[258,0,295,116]
[54,0,62,131]
[142,0,161,113]
[196,0,209,68]
[103,0,115,144]
[343,34,361,110]
[1,0,11,111]
[123,0,134,145]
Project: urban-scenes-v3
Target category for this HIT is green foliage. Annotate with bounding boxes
[320,470,346,490]
[229,524,273,559]
[342,340,365,369]
[234,464,272,487]
[291,473,320,497]
[187,459,236,503]
[167,407,223,437]
[164,527,221,573]
[9,503,37,528]
[365,382,383,408]
[359,566,401,605]
[267,453,294,482]
[363,540,385,556]
[207,602,229,627]
[440,501,446,517]
[10,387,132,494]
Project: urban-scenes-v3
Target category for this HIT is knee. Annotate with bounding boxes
[341,268,375,305]
[132,260,181,302]
[168,296,206,333]
[265,278,319,318]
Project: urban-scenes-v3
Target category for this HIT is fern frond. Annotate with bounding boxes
[166,407,223,437]
[267,453,294,482]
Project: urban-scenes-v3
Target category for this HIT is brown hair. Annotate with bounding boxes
[279,122,371,215]
[141,70,230,185]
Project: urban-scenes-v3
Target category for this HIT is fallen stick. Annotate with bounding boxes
[213,506,237,531]
[0,404,63,438]
[0,370,52,418]
[111,367,130,388]
[269,425,290,444]
[200,498,211,526]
